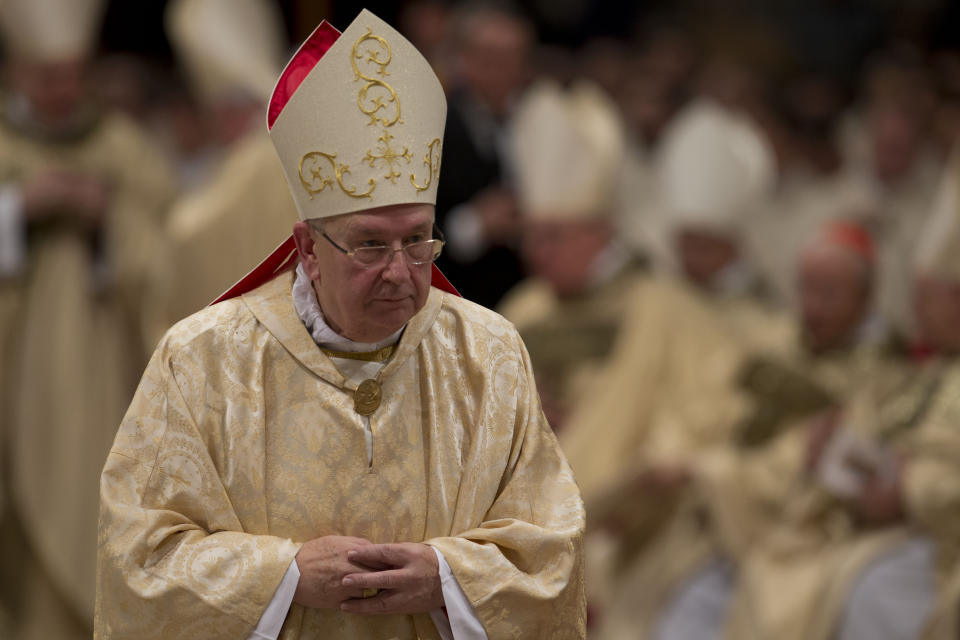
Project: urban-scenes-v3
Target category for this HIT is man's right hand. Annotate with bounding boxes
[293,535,378,609]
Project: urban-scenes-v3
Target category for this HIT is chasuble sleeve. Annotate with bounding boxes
[425,336,587,639]
[95,341,300,639]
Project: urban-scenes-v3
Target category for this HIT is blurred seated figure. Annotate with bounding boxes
[798,221,878,354]
[588,218,883,638]
[599,150,960,640]
[838,48,943,340]
[613,38,694,270]
[163,0,300,321]
[556,97,781,522]
[733,219,884,447]
[496,80,643,432]
[0,0,176,637]
[658,98,793,357]
[432,1,534,309]
[552,97,787,629]
[743,68,876,313]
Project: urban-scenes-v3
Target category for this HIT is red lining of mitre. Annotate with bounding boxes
[268,20,341,129]
[209,17,460,306]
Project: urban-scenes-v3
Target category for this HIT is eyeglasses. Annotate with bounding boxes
[313,223,445,268]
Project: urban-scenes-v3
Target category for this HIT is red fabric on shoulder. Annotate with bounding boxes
[267,21,341,130]
[430,264,460,296]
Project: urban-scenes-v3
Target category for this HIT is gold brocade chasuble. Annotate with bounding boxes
[96,272,586,639]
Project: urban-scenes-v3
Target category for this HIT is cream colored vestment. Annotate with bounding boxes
[96,272,586,639]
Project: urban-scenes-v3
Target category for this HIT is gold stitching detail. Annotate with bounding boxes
[364,130,412,183]
[352,27,401,127]
[411,139,442,192]
[299,151,375,200]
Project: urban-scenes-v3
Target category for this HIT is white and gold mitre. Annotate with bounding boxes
[267,9,446,221]
[0,0,105,61]
[658,98,775,233]
[510,80,626,221]
[166,0,287,105]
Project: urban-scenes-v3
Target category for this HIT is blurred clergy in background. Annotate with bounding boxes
[601,150,960,640]
[163,0,301,322]
[0,0,176,637]
[96,10,585,640]
[496,79,645,431]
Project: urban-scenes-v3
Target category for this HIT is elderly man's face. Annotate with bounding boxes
[294,203,435,343]
[797,244,871,353]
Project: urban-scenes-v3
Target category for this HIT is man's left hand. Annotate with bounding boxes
[339,543,443,615]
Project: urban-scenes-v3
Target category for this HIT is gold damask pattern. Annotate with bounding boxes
[297,26,443,202]
[96,273,586,639]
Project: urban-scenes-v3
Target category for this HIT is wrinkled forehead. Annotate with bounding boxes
[321,203,436,235]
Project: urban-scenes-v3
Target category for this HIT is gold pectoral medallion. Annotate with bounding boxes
[354,378,382,416]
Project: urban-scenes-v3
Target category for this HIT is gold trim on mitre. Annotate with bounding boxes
[269,10,446,221]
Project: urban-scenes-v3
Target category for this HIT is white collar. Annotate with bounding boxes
[292,263,403,352]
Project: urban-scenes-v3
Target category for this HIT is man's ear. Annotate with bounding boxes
[292,221,321,281]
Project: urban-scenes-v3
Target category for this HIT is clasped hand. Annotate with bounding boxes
[293,536,443,615]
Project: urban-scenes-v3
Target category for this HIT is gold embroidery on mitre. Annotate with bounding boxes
[364,129,412,183]
[299,151,375,200]
[296,25,440,202]
[411,138,442,192]
[352,27,401,127]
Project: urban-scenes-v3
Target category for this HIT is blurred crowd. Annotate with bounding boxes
[1,0,960,638]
